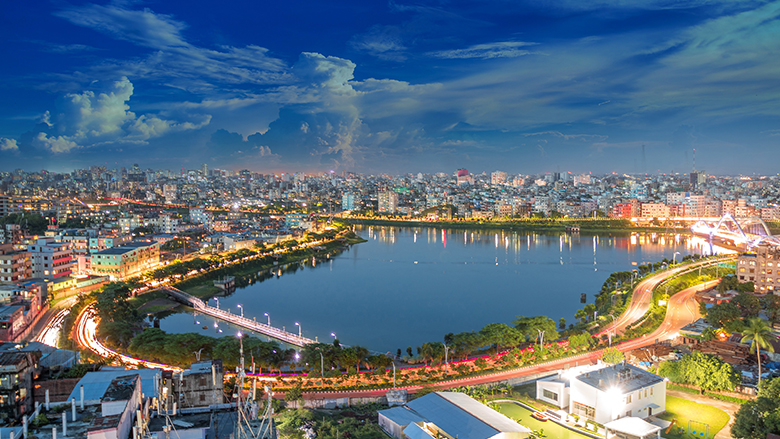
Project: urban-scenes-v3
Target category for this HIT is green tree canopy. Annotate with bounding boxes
[732,293,761,318]
[732,378,780,439]
[657,351,740,392]
[479,323,523,353]
[706,302,743,332]
[601,347,625,365]
[512,315,560,342]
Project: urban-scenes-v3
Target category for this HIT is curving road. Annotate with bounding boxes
[68,257,729,396]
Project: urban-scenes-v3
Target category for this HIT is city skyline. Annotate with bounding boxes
[1,1,779,174]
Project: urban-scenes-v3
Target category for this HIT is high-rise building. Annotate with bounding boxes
[491,171,507,185]
[201,163,208,176]
[378,191,399,214]
[342,193,356,211]
[0,244,31,283]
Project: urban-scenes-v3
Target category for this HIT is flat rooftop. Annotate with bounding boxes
[576,363,664,393]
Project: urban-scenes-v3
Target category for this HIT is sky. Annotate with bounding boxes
[1,0,779,175]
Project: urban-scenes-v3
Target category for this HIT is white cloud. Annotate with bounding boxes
[430,41,539,59]
[525,131,608,141]
[33,77,209,153]
[349,25,407,61]
[293,53,357,94]
[0,138,18,151]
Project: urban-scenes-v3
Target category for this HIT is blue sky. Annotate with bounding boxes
[1,0,779,175]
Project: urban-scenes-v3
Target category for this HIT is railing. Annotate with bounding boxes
[160,287,315,347]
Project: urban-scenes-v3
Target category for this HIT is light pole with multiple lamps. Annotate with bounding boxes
[264,312,270,326]
[536,329,545,352]
[237,304,243,318]
[295,322,301,337]
[673,251,681,264]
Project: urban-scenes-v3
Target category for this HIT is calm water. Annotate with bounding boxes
[160,227,715,351]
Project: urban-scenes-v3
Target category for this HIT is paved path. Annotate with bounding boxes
[666,389,741,439]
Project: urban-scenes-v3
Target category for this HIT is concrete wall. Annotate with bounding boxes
[536,379,567,409]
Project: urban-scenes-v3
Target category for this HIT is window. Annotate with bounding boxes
[200,394,206,402]
[650,387,653,396]
[573,402,596,420]
[644,389,648,398]
[543,389,558,402]
[626,394,632,403]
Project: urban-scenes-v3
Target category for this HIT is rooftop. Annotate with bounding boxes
[103,374,139,401]
[576,362,664,394]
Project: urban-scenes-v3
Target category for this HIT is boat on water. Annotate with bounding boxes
[531,411,549,421]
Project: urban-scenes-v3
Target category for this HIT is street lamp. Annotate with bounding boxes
[443,344,450,367]
[631,270,639,290]
[237,304,243,318]
[673,251,681,264]
[608,315,616,347]
[264,312,270,326]
[392,362,396,388]
[214,297,220,309]
[295,322,301,337]
[536,329,545,352]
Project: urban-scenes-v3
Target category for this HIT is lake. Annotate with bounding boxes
[159,226,716,352]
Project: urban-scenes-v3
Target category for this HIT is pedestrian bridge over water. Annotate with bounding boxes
[161,286,316,347]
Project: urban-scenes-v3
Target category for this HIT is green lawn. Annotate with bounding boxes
[659,396,730,439]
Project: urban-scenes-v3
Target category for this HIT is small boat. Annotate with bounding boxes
[531,411,548,422]
[202,326,208,330]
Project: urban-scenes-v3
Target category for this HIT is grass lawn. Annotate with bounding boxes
[659,396,730,439]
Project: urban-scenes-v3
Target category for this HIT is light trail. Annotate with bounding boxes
[35,308,70,347]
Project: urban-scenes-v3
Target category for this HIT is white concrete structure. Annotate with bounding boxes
[537,362,666,424]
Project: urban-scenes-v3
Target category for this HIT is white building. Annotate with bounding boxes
[342,192,356,211]
[537,362,666,424]
[378,191,399,214]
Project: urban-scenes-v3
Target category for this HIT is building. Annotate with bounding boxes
[378,191,399,214]
[87,374,142,439]
[536,362,666,425]
[491,171,507,185]
[0,194,13,218]
[28,238,73,281]
[0,351,39,421]
[89,241,161,281]
[342,192,356,211]
[177,360,224,408]
[0,244,30,283]
[737,244,780,293]
[378,391,531,439]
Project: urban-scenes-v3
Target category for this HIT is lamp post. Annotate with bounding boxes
[443,344,449,367]
[673,251,681,264]
[536,329,545,352]
[631,270,639,290]
[392,362,396,388]
[295,322,301,337]
[237,304,243,318]
[214,297,220,309]
[608,315,616,346]
[264,312,270,326]
[317,350,324,377]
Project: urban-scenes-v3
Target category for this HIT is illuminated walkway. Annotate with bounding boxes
[162,286,316,347]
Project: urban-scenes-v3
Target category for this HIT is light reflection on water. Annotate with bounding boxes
[159,226,727,351]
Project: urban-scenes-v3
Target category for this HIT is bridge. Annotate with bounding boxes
[691,214,780,251]
[161,287,316,347]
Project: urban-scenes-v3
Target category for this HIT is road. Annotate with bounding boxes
[66,256,727,397]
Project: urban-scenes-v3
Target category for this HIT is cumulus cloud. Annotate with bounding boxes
[430,41,538,59]
[0,138,18,151]
[29,77,209,153]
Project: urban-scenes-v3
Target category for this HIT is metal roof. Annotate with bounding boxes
[67,368,163,402]
[576,363,664,394]
[405,392,530,439]
[378,406,425,427]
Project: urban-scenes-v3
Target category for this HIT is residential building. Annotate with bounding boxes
[87,374,142,439]
[176,360,224,408]
[342,192,356,211]
[491,171,507,185]
[378,191,399,214]
[536,362,666,424]
[738,244,780,293]
[28,238,74,281]
[378,391,530,439]
[0,351,38,421]
[89,241,160,281]
[0,244,30,283]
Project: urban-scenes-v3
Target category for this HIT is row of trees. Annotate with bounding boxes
[705,292,780,332]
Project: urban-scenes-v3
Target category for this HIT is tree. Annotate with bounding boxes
[741,317,776,387]
[601,347,624,365]
[657,351,740,392]
[558,318,566,330]
[568,332,592,351]
[406,346,413,357]
[762,295,780,326]
[732,293,761,318]
[480,323,523,354]
[512,316,560,342]
[706,302,742,331]
[731,377,780,439]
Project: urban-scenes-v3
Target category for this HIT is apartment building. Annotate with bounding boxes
[0,244,30,283]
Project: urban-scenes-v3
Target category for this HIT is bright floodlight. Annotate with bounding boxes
[237,332,242,338]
